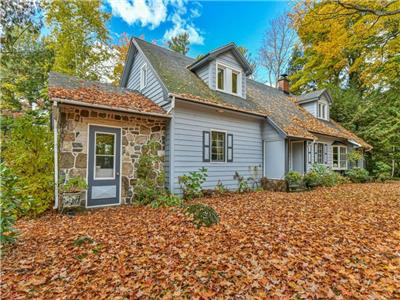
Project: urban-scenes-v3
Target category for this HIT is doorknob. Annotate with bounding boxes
[116,172,120,176]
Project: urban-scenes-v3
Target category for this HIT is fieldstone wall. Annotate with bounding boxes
[58,105,167,205]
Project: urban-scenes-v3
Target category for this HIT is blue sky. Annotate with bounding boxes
[104,0,292,81]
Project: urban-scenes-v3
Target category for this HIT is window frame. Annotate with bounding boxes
[139,63,148,90]
[313,142,328,165]
[217,66,225,91]
[215,62,242,96]
[317,102,328,120]
[210,130,227,163]
[332,145,348,170]
[93,131,116,180]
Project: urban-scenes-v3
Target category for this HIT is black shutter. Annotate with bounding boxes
[227,134,233,162]
[307,141,312,164]
[324,144,328,165]
[203,131,210,162]
[313,143,318,163]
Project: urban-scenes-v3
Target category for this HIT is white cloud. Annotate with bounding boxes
[107,0,168,28]
[106,0,204,46]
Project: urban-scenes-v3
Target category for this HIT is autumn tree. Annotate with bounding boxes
[111,33,130,86]
[45,0,112,81]
[168,32,190,55]
[258,13,297,87]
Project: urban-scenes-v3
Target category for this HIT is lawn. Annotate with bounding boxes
[2,182,400,298]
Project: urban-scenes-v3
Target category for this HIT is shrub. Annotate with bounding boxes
[178,168,208,200]
[0,164,31,244]
[303,171,321,188]
[59,176,88,193]
[233,171,250,193]
[303,164,342,188]
[134,140,165,205]
[150,194,183,208]
[372,162,391,182]
[214,180,228,195]
[285,171,302,186]
[185,203,220,228]
[1,114,53,216]
[345,168,370,183]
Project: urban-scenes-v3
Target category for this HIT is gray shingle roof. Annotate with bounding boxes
[131,38,371,148]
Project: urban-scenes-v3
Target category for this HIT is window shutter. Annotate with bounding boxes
[307,142,312,164]
[227,134,233,162]
[203,131,210,162]
[313,143,318,163]
[324,144,328,164]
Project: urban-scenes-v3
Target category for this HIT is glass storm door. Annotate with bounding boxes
[87,125,121,207]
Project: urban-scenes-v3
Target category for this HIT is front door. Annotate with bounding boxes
[87,125,121,207]
[291,141,305,174]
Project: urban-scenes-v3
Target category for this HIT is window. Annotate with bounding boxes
[140,64,147,90]
[315,143,324,164]
[232,71,238,94]
[95,133,115,179]
[217,67,225,90]
[211,131,226,162]
[317,102,327,120]
[333,146,347,169]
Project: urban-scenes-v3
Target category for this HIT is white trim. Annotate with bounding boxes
[139,63,148,90]
[290,141,305,174]
[93,131,117,180]
[86,124,122,209]
[210,129,227,163]
[332,145,348,170]
[53,101,59,209]
[215,62,242,96]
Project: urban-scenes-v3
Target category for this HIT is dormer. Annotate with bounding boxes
[187,43,253,99]
[296,89,333,121]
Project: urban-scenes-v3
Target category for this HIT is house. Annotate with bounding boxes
[49,37,371,208]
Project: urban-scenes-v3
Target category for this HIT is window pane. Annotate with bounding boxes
[96,133,114,155]
[232,72,238,94]
[333,147,338,167]
[95,156,114,178]
[217,68,224,90]
[211,131,225,162]
[317,143,324,164]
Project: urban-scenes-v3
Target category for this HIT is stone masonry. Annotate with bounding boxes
[58,105,167,205]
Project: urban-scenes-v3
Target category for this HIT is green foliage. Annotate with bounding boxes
[372,162,391,182]
[44,0,112,81]
[303,164,343,188]
[73,236,94,247]
[233,171,250,193]
[150,194,183,209]
[0,163,32,244]
[59,176,88,193]
[178,168,208,200]
[134,140,165,205]
[345,168,370,183]
[1,114,54,216]
[285,171,302,186]
[214,180,228,195]
[167,32,190,55]
[185,204,220,228]
[347,150,363,164]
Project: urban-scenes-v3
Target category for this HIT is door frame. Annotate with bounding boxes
[86,123,122,208]
[290,140,305,175]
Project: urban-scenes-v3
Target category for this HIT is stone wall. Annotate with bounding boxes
[58,105,167,205]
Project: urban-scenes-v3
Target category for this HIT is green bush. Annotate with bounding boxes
[233,171,250,193]
[303,164,341,188]
[1,114,53,216]
[345,168,370,183]
[372,162,391,182]
[303,171,321,188]
[178,168,208,200]
[59,176,88,193]
[0,164,31,244]
[214,180,228,195]
[185,203,220,228]
[150,194,183,208]
[285,171,302,186]
[134,140,165,205]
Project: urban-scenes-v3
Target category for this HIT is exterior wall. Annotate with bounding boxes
[171,101,264,193]
[126,49,168,107]
[196,64,210,86]
[301,101,317,117]
[58,105,167,205]
[262,123,286,179]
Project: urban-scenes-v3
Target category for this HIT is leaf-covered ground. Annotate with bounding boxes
[2,183,400,299]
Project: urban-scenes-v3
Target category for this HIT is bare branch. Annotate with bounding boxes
[336,0,400,16]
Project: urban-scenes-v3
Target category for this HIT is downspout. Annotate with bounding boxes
[53,101,59,209]
[166,94,175,114]
[167,95,175,193]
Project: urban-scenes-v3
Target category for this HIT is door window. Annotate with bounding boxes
[95,133,115,179]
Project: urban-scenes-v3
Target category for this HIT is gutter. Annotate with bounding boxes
[53,101,59,209]
[50,98,171,119]
[166,94,175,114]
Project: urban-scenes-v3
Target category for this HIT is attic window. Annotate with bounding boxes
[232,71,238,94]
[317,102,327,120]
[140,63,147,90]
[217,67,225,90]
[216,63,241,96]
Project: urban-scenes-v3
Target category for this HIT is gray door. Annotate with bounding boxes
[87,125,121,207]
[291,142,304,174]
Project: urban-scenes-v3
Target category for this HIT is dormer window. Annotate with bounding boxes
[216,63,241,96]
[317,102,327,120]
